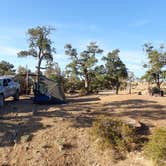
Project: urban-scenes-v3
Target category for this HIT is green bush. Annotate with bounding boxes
[91,116,139,160]
[152,87,160,94]
[144,128,166,166]
[79,88,87,96]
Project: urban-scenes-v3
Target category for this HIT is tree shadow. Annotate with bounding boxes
[67,96,100,103]
[0,97,62,147]
[1,96,165,147]
[71,115,95,128]
[69,98,166,129]
[1,97,35,114]
[36,109,74,119]
[98,99,166,121]
[0,116,51,147]
[104,99,157,107]
[0,95,98,147]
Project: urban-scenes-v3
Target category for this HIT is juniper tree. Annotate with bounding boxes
[143,43,166,89]
[0,60,15,75]
[102,49,128,94]
[17,26,56,89]
[65,42,103,94]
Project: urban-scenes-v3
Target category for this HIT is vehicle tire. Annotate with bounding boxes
[0,94,4,107]
[13,90,19,101]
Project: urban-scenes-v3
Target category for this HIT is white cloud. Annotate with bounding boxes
[0,45,148,77]
[119,50,147,77]
[119,50,146,63]
[0,46,19,56]
[79,43,147,77]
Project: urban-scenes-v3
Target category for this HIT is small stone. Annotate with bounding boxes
[123,118,142,128]
[25,145,29,151]
[21,134,33,143]
[58,144,64,151]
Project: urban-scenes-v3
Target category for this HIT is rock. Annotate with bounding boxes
[59,118,65,121]
[42,144,52,149]
[21,134,33,143]
[58,144,65,151]
[56,138,66,151]
[25,144,30,151]
[123,118,149,134]
[123,118,142,128]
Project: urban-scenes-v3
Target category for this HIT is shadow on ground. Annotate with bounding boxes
[93,99,166,121]
[0,97,54,147]
[0,96,165,147]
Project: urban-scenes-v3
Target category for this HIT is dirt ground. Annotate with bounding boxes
[0,92,166,166]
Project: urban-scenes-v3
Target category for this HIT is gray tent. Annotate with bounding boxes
[33,76,66,104]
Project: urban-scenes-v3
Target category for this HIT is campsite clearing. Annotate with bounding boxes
[0,93,166,166]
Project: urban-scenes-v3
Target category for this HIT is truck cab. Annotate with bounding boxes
[0,76,20,107]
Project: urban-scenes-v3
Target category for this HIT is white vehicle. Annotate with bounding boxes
[0,76,20,107]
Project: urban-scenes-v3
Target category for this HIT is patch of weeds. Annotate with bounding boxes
[79,88,87,96]
[56,137,66,151]
[42,144,52,149]
[90,116,141,160]
[144,128,166,166]
[56,137,72,151]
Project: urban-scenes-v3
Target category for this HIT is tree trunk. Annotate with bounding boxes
[157,82,160,90]
[129,82,131,94]
[156,74,160,90]
[147,82,151,95]
[116,81,120,95]
[84,69,89,94]
[116,86,119,95]
[36,57,42,91]
[84,76,89,94]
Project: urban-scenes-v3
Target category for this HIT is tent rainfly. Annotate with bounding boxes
[33,76,66,104]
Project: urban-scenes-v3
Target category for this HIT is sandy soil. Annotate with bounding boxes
[0,92,165,166]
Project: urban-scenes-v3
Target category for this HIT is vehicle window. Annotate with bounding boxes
[7,78,12,84]
[3,79,8,86]
[7,79,12,83]
[0,79,2,86]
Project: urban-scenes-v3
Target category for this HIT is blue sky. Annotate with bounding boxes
[0,0,166,77]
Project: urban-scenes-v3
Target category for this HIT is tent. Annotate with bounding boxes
[33,76,66,104]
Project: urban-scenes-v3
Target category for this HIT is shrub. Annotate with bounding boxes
[144,128,166,166]
[91,116,139,160]
[138,91,142,95]
[79,88,87,96]
[151,87,161,95]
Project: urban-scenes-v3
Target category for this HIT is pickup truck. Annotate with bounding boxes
[0,76,20,107]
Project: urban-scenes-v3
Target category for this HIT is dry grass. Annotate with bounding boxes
[91,116,140,160]
[144,128,166,166]
[0,93,166,165]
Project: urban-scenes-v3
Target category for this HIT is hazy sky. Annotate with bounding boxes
[0,0,166,77]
